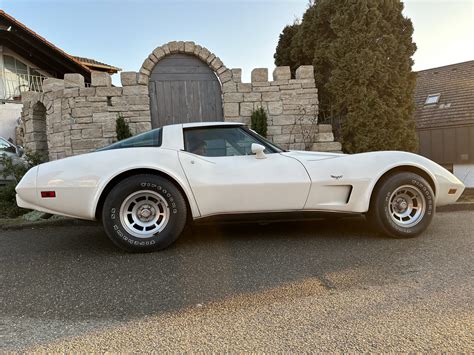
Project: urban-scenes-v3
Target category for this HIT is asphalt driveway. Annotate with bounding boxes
[0,211,472,352]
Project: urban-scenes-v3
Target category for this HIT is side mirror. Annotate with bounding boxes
[251,143,267,159]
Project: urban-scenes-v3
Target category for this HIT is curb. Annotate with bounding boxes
[1,218,98,231]
[437,202,474,213]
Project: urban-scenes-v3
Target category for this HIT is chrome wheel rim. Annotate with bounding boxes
[119,190,170,238]
[388,185,426,228]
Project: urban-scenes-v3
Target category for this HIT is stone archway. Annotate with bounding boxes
[139,41,233,128]
[30,101,49,158]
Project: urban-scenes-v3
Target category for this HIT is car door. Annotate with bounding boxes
[178,126,311,217]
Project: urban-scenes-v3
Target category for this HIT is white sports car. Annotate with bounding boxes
[16,122,464,252]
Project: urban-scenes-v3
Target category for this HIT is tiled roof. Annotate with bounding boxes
[0,10,90,74]
[414,60,474,130]
[73,56,121,73]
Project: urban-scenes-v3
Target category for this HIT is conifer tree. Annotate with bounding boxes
[275,0,418,153]
[116,113,132,141]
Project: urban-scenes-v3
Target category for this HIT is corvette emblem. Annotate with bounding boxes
[331,175,343,180]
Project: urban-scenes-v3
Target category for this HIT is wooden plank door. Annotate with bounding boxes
[149,54,223,128]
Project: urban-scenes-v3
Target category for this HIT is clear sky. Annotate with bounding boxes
[1,0,473,84]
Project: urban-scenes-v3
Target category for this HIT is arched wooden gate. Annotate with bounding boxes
[148,54,223,128]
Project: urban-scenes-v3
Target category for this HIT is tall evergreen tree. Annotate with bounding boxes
[275,0,418,153]
[274,22,301,76]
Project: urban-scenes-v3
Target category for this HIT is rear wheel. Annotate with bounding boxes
[367,172,435,238]
[102,174,187,252]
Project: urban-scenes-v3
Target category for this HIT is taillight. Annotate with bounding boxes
[41,191,56,198]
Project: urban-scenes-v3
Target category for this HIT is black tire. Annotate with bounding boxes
[102,174,187,252]
[367,172,435,238]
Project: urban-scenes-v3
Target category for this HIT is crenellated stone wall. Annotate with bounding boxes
[21,72,152,160]
[20,40,341,161]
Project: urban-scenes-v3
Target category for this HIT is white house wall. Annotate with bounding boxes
[0,102,22,142]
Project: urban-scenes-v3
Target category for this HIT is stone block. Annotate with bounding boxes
[74,116,93,124]
[139,67,151,76]
[222,81,237,93]
[254,102,268,111]
[224,93,243,103]
[168,41,179,53]
[193,45,202,56]
[267,125,282,136]
[21,91,41,103]
[184,41,195,53]
[315,132,334,142]
[210,57,223,71]
[231,68,242,83]
[142,58,155,72]
[205,54,216,65]
[123,85,149,96]
[82,128,103,139]
[93,112,116,123]
[272,115,297,126]
[273,66,291,81]
[121,72,138,86]
[237,83,251,93]
[289,78,315,85]
[135,122,152,133]
[91,72,112,87]
[42,78,64,92]
[243,93,261,102]
[218,70,232,83]
[268,101,283,115]
[152,47,166,60]
[318,124,333,133]
[177,41,185,52]
[240,102,254,116]
[251,68,268,82]
[223,103,239,117]
[272,134,291,144]
[79,87,96,97]
[295,65,314,79]
[71,107,93,118]
[137,73,149,85]
[253,86,279,92]
[311,141,342,152]
[271,80,290,86]
[149,53,158,63]
[64,73,85,88]
[262,92,281,101]
[62,88,79,98]
[162,43,170,55]
[50,132,65,146]
[198,47,210,61]
[96,87,123,97]
[72,138,110,150]
[217,66,227,75]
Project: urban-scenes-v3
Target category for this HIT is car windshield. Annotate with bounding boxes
[97,128,162,151]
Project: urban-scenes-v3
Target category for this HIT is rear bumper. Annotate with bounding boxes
[435,173,465,206]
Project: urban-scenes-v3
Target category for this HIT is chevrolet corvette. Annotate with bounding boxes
[16,122,464,252]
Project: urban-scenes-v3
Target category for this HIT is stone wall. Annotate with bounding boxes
[21,72,152,160]
[20,40,341,161]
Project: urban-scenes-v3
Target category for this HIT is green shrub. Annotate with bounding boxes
[0,151,45,218]
[251,107,268,138]
[116,113,132,141]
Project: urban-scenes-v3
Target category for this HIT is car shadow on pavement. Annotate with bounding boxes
[0,215,433,349]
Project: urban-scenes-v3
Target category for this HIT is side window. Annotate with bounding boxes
[184,127,272,157]
[0,139,15,154]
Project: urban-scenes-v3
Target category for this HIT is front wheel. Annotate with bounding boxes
[367,172,435,238]
[102,174,187,252]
